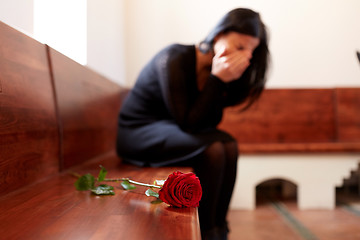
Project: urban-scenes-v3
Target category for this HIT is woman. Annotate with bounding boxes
[117,8,269,240]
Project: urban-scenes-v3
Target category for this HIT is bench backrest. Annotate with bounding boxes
[0,21,128,194]
[48,47,128,169]
[218,88,360,152]
[336,88,360,142]
[0,22,59,194]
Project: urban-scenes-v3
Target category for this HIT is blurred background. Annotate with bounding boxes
[1,0,359,88]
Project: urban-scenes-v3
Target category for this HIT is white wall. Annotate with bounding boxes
[33,0,87,65]
[87,0,126,86]
[1,1,359,87]
[0,0,34,35]
[0,0,126,86]
[123,0,360,88]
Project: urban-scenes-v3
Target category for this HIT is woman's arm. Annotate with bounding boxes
[156,46,227,132]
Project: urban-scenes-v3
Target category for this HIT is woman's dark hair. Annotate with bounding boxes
[200,8,270,110]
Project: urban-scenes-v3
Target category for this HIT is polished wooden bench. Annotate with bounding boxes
[0,21,200,240]
[219,88,360,153]
[218,88,360,210]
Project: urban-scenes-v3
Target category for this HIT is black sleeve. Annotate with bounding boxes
[156,46,227,132]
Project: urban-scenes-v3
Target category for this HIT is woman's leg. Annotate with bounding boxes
[192,140,238,239]
[216,141,238,224]
[194,141,226,232]
[215,141,238,237]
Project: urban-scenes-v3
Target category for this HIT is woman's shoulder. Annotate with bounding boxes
[156,44,195,62]
[150,44,195,72]
[162,43,194,53]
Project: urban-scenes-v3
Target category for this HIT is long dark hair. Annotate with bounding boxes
[200,8,269,110]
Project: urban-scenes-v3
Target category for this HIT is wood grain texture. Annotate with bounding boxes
[47,46,128,169]
[0,152,200,240]
[335,88,360,142]
[0,21,200,239]
[218,88,360,153]
[0,21,59,194]
[219,89,336,144]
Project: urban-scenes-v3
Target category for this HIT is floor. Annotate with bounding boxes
[227,186,360,240]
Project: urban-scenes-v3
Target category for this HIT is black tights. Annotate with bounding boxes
[191,140,238,234]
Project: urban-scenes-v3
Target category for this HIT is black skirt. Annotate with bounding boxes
[116,119,234,167]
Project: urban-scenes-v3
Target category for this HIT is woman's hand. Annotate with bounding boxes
[211,46,252,82]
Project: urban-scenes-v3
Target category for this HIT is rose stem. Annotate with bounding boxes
[104,178,162,189]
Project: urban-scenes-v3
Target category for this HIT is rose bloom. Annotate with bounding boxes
[159,171,202,208]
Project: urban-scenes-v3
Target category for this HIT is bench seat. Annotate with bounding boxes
[0,151,200,240]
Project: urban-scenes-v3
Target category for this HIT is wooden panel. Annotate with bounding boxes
[219,89,336,144]
[335,88,360,142]
[0,152,200,240]
[238,142,360,153]
[0,21,59,194]
[48,46,128,169]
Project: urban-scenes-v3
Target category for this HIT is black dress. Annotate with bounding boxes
[116,44,242,167]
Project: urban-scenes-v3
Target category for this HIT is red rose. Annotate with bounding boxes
[159,171,202,208]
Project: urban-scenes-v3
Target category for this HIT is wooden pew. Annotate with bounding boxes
[218,88,360,153]
[336,88,360,143]
[0,21,200,240]
[48,45,201,239]
[47,46,126,169]
[218,88,360,210]
[0,20,59,195]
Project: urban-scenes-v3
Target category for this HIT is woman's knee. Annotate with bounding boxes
[200,141,227,168]
[223,140,239,167]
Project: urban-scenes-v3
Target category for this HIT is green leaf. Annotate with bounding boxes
[91,184,115,195]
[151,199,163,204]
[145,188,159,198]
[74,173,95,191]
[121,180,136,190]
[97,165,107,182]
